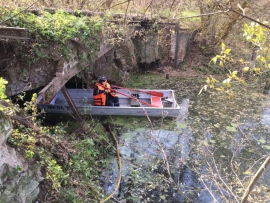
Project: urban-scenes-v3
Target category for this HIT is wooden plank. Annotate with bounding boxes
[174,24,180,69]
[170,31,190,65]
[0,27,29,40]
[61,86,83,123]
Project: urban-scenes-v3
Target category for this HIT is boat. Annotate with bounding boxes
[36,88,181,117]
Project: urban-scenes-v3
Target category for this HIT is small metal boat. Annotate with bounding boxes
[37,88,181,117]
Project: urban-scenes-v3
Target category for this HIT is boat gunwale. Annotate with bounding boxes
[37,88,181,117]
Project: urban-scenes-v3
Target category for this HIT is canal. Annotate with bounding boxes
[99,75,270,203]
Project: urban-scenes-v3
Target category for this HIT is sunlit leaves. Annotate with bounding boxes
[243,67,250,72]
[225,126,237,132]
[258,139,266,144]
[198,76,219,95]
[0,77,8,100]
[210,42,232,67]
[209,139,216,144]
[206,75,219,88]
[264,145,270,150]
[221,42,226,51]
[211,56,218,64]
[202,21,270,96]
[178,122,187,129]
[253,67,261,74]
[223,48,231,55]
[243,21,267,46]
[222,78,231,87]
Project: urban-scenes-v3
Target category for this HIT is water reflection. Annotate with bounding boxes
[262,100,270,127]
[101,88,270,202]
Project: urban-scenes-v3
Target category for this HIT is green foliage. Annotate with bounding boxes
[0,8,102,61]
[5,90,105,201]
[69,138,99,178]
[102,22,129,46]
[3,164,22,179]
[6,93,67,190]
[38,148,68,189]
[200,21,270,96]
[243,21,270,73]
[8,9,101,46]
[57,131,107,202]
[0,77,8,100]
[210,42,232,67]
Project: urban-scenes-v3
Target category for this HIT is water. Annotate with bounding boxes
[100,79,270,203]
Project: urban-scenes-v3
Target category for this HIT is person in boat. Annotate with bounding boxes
[93,76,120,106]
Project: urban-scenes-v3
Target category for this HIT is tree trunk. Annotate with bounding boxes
[199,0,251,55]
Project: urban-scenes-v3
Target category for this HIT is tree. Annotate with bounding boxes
[198,0,250,54]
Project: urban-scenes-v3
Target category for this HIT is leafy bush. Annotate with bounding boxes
[0,8,103,61]
[0,77,8,100]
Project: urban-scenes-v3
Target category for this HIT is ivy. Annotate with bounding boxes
[0,8,103,61]
[1,77,106,201]
[38,148,68,189]
[0,77,8,100]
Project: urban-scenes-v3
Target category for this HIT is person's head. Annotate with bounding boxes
[99,76,107,84]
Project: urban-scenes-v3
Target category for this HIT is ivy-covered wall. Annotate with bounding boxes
[0,8,191,96]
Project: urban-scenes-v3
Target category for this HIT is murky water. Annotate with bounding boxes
[100,77,270,203]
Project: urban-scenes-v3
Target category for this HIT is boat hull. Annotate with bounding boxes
[37,89,181,117]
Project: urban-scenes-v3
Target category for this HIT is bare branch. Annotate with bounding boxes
[237,3,246,15]
[241,156,270,203]
[124,0,131,26]
[230,8,270,30]
[0,0,39,25]
[173,9,230,20]
[144,0,154,15]
[110,0,130,9]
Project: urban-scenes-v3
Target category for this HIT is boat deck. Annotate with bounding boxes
[37,89,181,117]
[41,89,177,108]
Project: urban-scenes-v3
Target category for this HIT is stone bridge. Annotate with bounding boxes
[0,10,193,101]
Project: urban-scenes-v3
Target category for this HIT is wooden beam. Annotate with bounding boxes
[0,27,29,40]
[174,24,180,69]
[38,65,82,103]
[61,86,83,123]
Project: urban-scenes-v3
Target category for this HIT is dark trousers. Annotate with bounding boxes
[106,95,120,106]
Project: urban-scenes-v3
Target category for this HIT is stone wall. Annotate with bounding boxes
[1,25,192,97]
[0,113,43,203]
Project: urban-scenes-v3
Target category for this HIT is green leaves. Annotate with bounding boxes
[225,126,237,132]
[0,77,11,112]
[0,77,8,100]
[178,122,187,129]
[1,8,102,60]
[202,21,270,96]
[225,123,238,132]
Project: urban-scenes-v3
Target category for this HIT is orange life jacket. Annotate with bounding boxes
[106,83,118,97]
[93,83,106,106]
